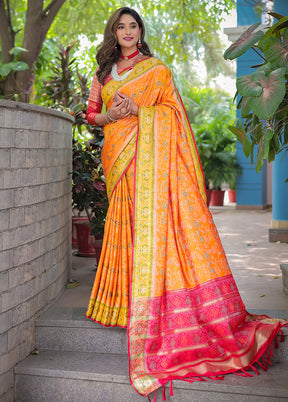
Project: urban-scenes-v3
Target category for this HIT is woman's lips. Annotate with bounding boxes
[124,37,133,41]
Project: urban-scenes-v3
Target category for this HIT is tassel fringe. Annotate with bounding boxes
[147,328,285,401]
[162,385,166,401]
[275,335,279,349]
[249,364,260,375]
[170,380,174,396]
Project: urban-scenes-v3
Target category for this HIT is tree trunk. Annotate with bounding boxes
[0,0,67,102]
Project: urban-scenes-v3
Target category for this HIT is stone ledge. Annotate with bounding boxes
[269,229,288,243]
[0,99,74,124]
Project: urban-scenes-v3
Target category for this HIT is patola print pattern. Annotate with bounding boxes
[86,58,287,398]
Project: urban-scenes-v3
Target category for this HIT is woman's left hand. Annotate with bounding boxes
[114,91,138,116]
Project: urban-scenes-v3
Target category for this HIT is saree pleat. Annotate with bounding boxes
[86,163,133,327]
[86,57,287,397]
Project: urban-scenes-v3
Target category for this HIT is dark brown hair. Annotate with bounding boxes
[96,7,153,84]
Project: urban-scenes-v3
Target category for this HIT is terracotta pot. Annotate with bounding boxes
[209,190,225,206]
[206,188,212,206]
[94,238,103,266]
[228,189,236,203]
[72,216,87,248]
[74,218,96,257]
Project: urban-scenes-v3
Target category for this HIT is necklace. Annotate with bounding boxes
[111,53,142,82]
[120,49,139,60]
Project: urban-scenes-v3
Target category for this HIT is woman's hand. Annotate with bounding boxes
[109,95,130,120]
[109,91,138,120]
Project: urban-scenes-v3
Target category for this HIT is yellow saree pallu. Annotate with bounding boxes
[86,58,287,398]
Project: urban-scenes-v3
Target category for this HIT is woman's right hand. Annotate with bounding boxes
[109,93,131,120]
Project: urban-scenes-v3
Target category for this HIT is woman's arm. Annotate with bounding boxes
[86,71,105,125]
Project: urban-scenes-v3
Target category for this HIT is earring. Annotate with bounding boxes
[137,38,142,49]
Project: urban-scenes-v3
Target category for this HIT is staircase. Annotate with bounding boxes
[14,305,288,401]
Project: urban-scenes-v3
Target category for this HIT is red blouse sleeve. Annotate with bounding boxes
[86,69,103,125]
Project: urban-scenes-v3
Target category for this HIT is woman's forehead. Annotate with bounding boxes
[118,14,137,24]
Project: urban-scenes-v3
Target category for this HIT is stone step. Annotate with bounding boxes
[35,306,288,361]
[36,306,128,354]
[14,350,288,401]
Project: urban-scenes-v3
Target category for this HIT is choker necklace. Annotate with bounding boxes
[119,49,139,61]
[111,52,143,82]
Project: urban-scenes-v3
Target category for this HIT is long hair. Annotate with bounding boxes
[96,7,153,84]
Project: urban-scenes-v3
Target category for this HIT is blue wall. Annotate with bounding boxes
[236,1,258,25]
[272,0,288,222]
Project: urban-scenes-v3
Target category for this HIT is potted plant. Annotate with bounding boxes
[227,175,237,203]
[224,13,288,174]
[72,115,108,258]
[181,86,238,205]
[196,125,242,206]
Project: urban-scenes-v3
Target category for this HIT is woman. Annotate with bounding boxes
[85,7,286,400]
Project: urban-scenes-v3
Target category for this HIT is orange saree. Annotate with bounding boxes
[86,58,286,398]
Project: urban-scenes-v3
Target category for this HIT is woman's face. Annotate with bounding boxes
[116,13,141,53]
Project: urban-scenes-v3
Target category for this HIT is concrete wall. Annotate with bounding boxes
[0,100,73,401]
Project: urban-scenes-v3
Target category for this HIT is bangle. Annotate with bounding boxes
[107,109,118,122]
[104,113,110,124]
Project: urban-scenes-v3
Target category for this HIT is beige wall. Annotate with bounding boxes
[0,100,73,401]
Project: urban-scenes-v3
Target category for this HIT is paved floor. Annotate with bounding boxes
[57,207,288,312]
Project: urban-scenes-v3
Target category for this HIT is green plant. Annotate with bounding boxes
[0,47,28,80]
[41,41,78,108]
[180,85,241,189]
[41,41,108,236]
[72,130,108,236]
[196,129,242,190]
[224,13,288,175]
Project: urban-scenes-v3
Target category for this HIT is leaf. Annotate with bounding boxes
[268,135,280,162]
[273,275,279,279]
[261,36,288,72]
[241,97,251,118]
[259,16,288,44]
[259,294,265,297]
[257,274,264,277]
[247,68,286,119]
[66,279,80,288]
[274,20,288,32]
[10,61,29,71]
[256,128,274,172]
[0,63,12,77]
[268,12,284,21]
[228,125,251,158]
[283,28,288,43]
[224,22,264,60]
[236,74,262,97]
[9,46,28,57]
[31,348,39,355]
[255,62,272,75]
